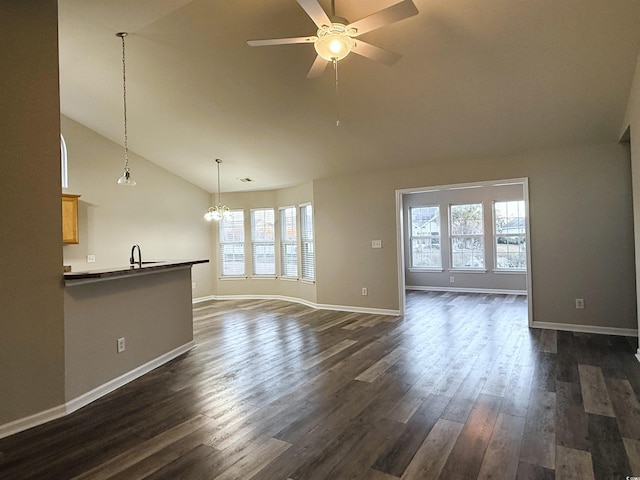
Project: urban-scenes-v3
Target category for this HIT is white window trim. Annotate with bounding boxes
[409,205,442,270]
[250,208,276,276]
[279,206,298,280]
[449,203,485,270]
[299,202,315,282]
[492,200,527,272]
[219,209,245,277]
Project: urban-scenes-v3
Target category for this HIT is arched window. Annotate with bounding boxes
[61,134,68,188]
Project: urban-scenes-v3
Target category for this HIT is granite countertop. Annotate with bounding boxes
[64,259,209,285]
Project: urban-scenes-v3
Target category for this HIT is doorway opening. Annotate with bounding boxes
[395,177,533,326]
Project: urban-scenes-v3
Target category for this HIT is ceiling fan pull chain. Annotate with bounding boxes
[334,58,340,127]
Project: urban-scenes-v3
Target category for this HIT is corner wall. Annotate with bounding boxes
[0,2,66,427]
[622,50,640,339]
[212,184,317,304]
[314,143,636,331]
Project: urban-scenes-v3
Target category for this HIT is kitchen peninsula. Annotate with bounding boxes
[63,259,208,411]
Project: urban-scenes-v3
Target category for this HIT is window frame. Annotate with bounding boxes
[250,208,276,277]
[279,206,298,280]
[449,203,485,271]
[493,200,527,272]
[409,205,443,271]
[299,203,315,283]
[219,209,246,278]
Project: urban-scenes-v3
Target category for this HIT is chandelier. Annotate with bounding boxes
[204,159,231,221]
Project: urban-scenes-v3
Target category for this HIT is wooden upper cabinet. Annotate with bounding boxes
[62,194,80,244]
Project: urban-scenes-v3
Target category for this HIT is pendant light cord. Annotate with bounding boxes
[216,158,223,206]
[120,33,129,169]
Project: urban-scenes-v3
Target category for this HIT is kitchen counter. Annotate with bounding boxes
[64,259,209,285]
[63,258,208,409]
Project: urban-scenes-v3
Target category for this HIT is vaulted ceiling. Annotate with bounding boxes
[58,0,640,193]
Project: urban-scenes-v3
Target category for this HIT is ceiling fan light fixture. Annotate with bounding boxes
[314,24,354,61]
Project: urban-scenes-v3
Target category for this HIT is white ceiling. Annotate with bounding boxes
[58,0,640,194]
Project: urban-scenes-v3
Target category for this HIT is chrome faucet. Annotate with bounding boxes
[130,244,142,267]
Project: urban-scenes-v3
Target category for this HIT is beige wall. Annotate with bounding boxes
[314,143,636,330]
[61,116,214,298]
[623,51,640,337]
[64,268,194,400]
[0,2,66,426]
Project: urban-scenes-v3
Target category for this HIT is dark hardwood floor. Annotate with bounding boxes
[2,291,640,479]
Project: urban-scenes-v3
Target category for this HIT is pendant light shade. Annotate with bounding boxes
[116,32,136,186]
[205,159,231,222]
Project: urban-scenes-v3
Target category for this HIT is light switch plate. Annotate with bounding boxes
[371,240,382,249]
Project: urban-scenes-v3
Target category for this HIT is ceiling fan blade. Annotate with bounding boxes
[306,55,329,78]
[247,36,317,47]
[297,0,332,28]
[347,1,419,36]
[352,40,401,66]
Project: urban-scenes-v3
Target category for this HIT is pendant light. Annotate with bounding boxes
[204,159,231,221]
[116,32,136,186]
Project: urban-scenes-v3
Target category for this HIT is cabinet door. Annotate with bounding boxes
[62,194,80,244]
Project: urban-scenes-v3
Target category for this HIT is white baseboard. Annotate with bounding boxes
[193,295,216,304]
[532,321,638,337]
[197,294,400,316]
[0,341,195,440]
[0,404,68,441]
[636,349,640,364]
[407,285,527,296]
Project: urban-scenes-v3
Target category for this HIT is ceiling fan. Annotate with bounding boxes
[247,0,419,78]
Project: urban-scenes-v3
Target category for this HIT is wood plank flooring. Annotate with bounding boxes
[2,291,640,479]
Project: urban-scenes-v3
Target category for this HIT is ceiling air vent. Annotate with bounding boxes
[238,177,254,183]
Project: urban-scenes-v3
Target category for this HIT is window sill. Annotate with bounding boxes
[492,269,527,274]
[301,279,315,285]
[409,268,444,273]
[219,275,248,280]
[448,269,488,274]
[250,275,277,280]
[279,276,299,282]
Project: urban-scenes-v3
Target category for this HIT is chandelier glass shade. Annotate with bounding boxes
[204,204,231,222]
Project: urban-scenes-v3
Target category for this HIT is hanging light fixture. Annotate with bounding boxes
[116,32,136,186]
[204,159,231,221]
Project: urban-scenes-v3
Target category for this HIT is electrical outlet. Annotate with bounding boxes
[87,255,96,263]
[192,282,196,290]
[450,276,455,283]
[362,287,368,296]
[371,240,382,249]
[575,298,584,309]
[117,337,126,353]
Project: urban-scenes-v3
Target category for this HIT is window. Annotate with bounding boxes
[219,210,245,276]
[300,204,315,281]
[280,207,298,278]
[450,203,484,269]
[61,134,68,188]
[251,208,275,276]
[410,206,441,269]
[494,200,526,270]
